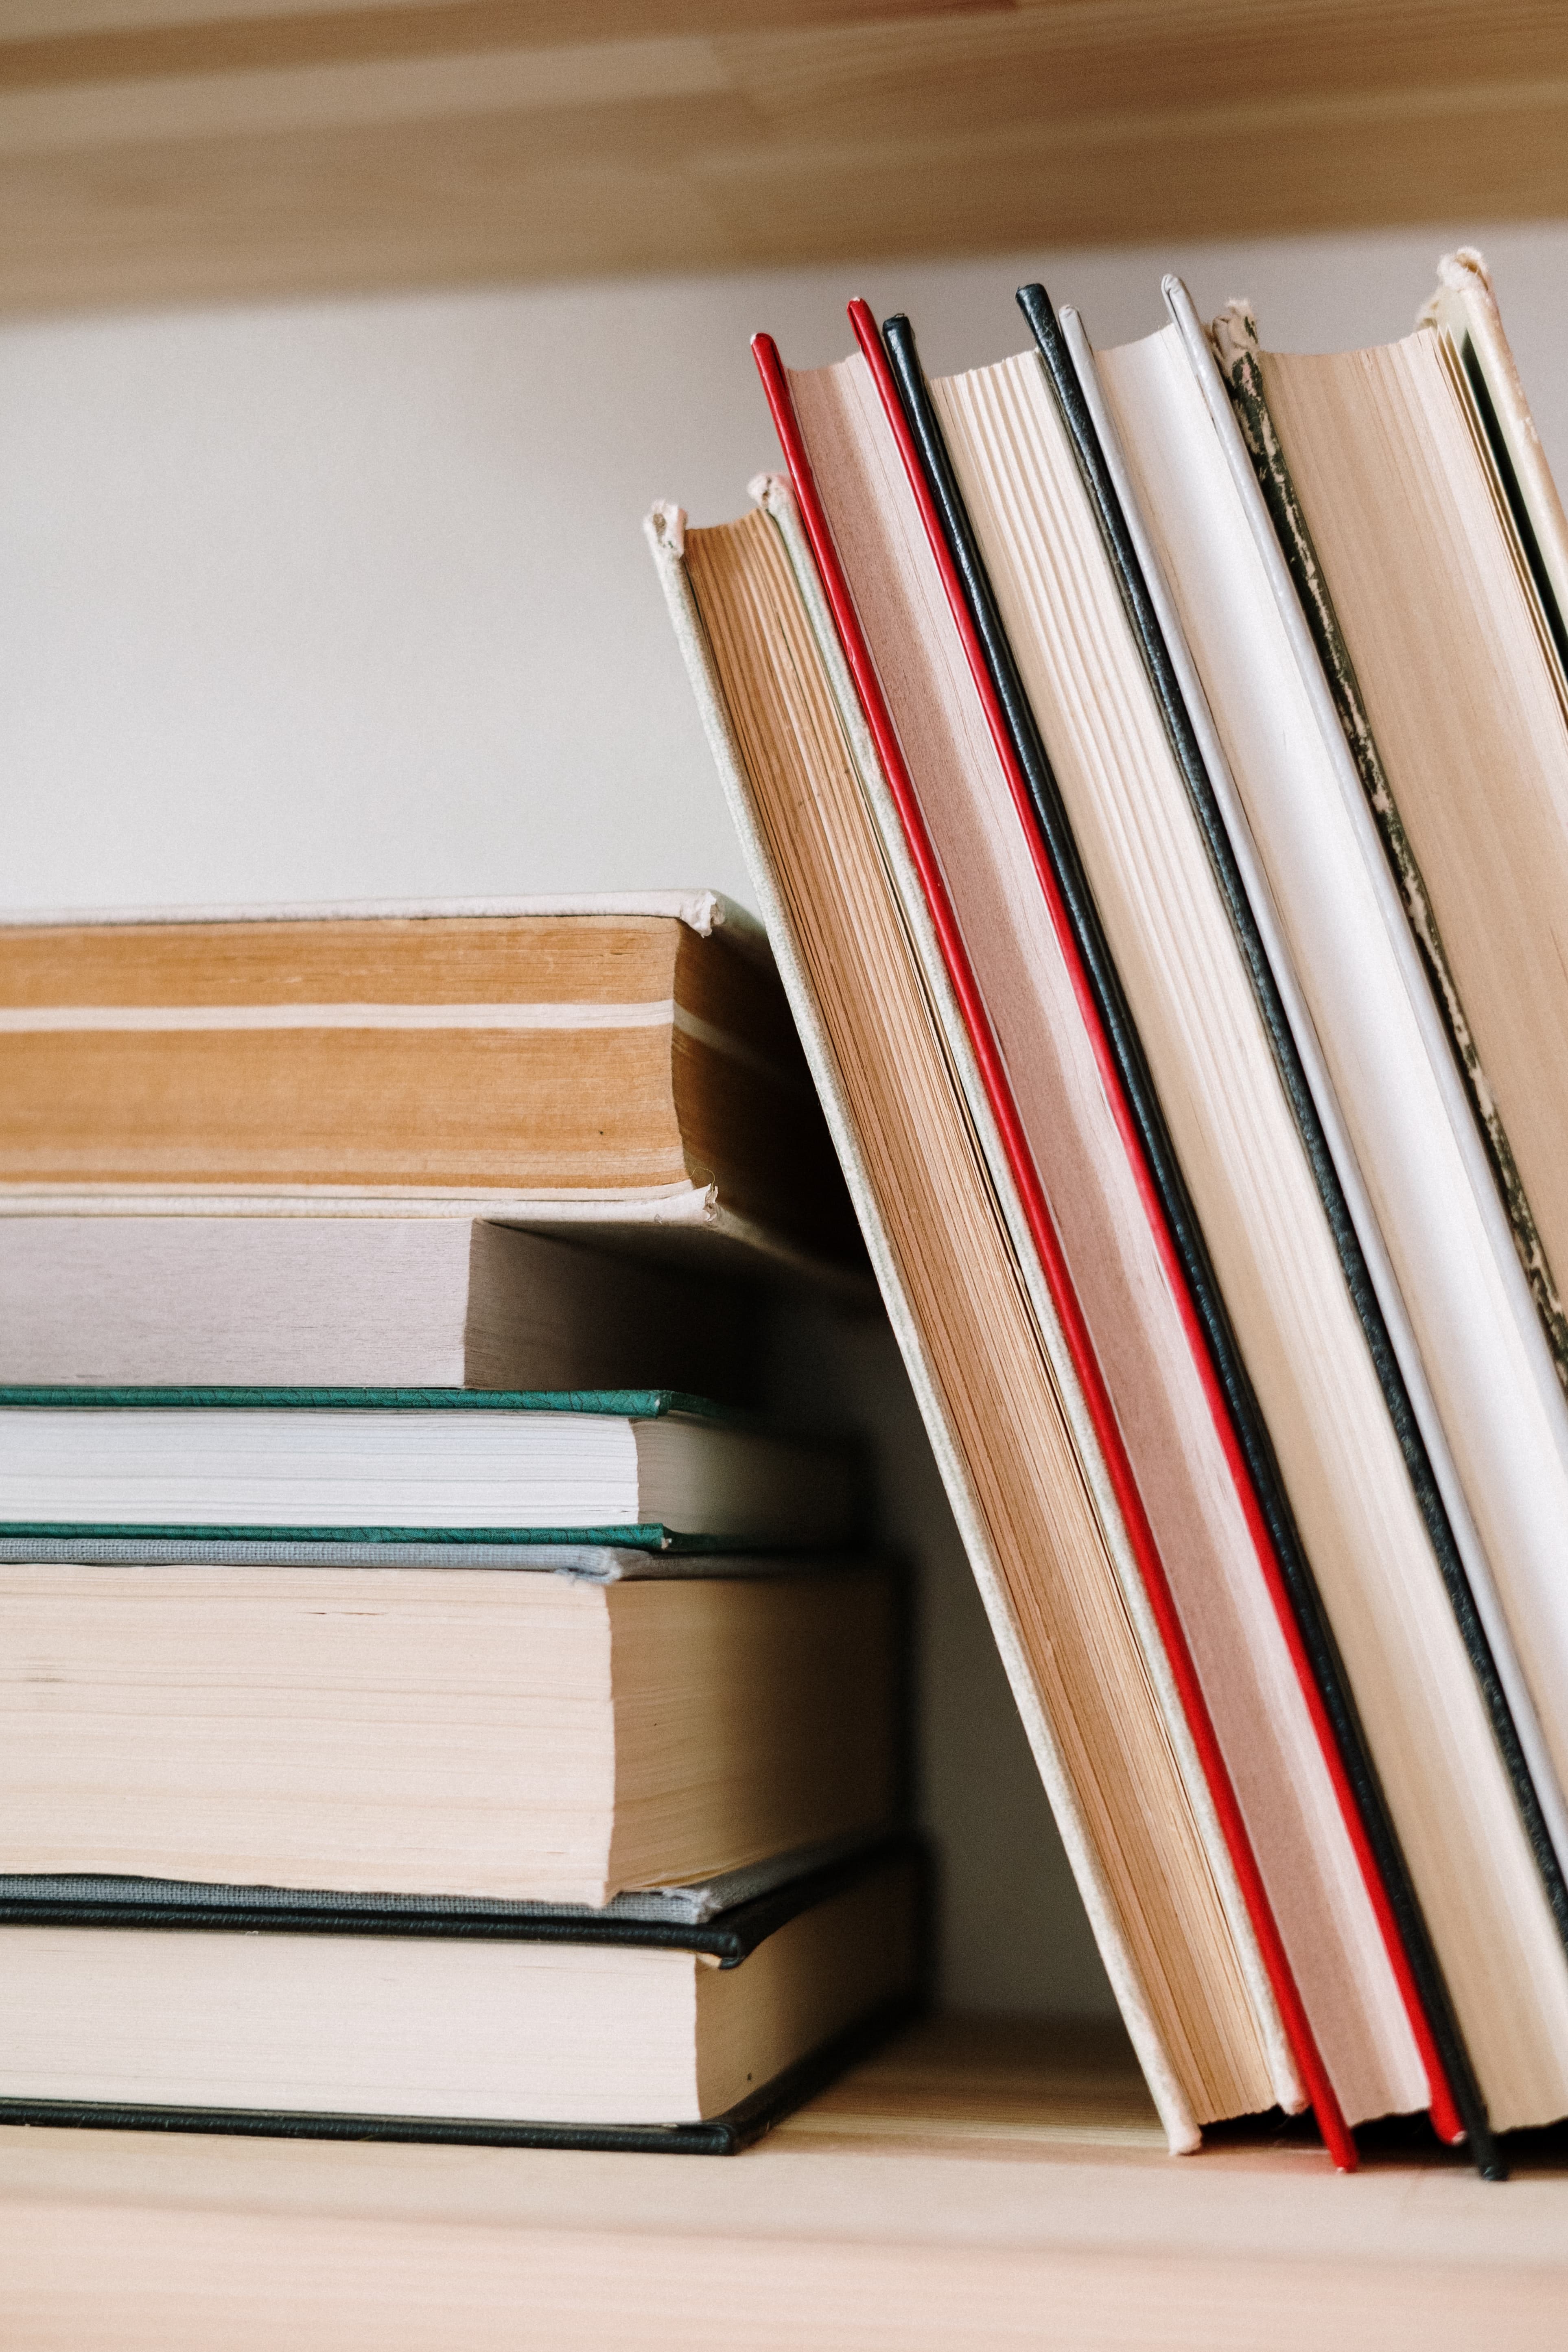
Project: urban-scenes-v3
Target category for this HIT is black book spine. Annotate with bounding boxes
[877,295,1497,2178]
[1007,281,1502,2179]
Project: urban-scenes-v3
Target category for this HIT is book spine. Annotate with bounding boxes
[859,299,1341,2159]
[1018,277,1496,2173]
[645,496,1203,2157]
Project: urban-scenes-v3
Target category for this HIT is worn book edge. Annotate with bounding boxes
[1421,249,1568,657]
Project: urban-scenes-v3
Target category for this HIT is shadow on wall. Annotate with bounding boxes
[765,1288,1117,2019]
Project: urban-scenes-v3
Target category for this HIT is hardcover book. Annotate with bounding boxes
[0,1389,858,1550]
[0,1551,899,1903]
[0,1216,755,1396]
[0,1835,923,2154]
[0,896,862,1284]
[1002,275,1568,2150]
[1083,275,1568,1952]
[859,296,1457,2166]
[1203,270,1568,1865]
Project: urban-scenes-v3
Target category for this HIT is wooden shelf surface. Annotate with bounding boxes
[4,2013,1568,2349]
[2,3,1566,315]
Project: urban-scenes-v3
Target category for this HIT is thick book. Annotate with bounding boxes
[974,280,1568,2152]
[1204,271,1568,1858]
[648,480,1288,2155]
[0,894,862,1285]
[0,1388,857,1550]
[0,1216,754,1396]
[1229,275,1568,1398]
[0,1551,899,1903]
[0,1835,923,2153]
[857,298,1456,2165]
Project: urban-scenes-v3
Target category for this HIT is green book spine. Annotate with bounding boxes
[0,1387,729,1418]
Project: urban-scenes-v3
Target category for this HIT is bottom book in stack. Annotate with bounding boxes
[0,1838,922,2152]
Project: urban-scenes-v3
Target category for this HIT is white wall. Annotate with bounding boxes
[6,221,1567,917]
[5,220,1565,2017]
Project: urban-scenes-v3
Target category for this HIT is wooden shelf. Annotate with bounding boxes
[2,3,1565,315]
[5,2013,1566,2348]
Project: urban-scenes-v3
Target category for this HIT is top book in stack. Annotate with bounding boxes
[0,893,863,1291]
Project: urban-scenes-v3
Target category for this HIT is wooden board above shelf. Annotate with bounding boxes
[1,2,1565,314]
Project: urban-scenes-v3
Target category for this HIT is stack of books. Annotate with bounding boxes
[0,899,919,2150]
[652,247,1568,2178]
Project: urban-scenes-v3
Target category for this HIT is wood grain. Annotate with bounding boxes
[2,2016,1567,2351]
[0,2,1561,312]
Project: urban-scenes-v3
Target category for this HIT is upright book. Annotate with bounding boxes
[1078,271,1568,1934]
[849,298,1465,2159]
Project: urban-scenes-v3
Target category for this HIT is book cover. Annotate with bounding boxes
[1145,271,1568,1941]
[0,1387,855,1551]
[1209,298,1568,1402]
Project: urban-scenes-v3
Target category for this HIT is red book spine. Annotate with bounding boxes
[841,300,1463,2151]
[752,319,1356,2171]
